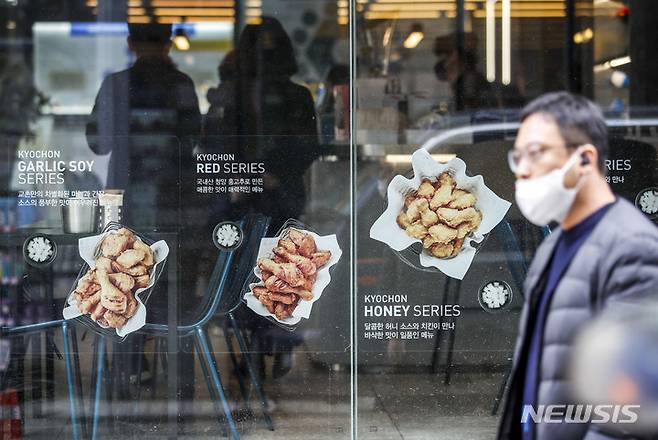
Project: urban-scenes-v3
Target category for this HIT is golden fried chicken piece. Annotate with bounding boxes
[278,238,297,254]
[261,270,274,281]
[95,256,114,274]
[79,291,101,314]
[116,249,146,268]
[456,222,474,239]
[267,291,296,305]
[274,302,290,321]
[397,212,412,229]
[253,287,276,313]
[437,172,456,188]
[436,207,480,228]
[423,235,437,249]
[405,222,428,239]
[264,276,313,300]
[97,269,127,314]
[450,238,465,257]
[288,229,317,257]
[258,258,304,287]
[421,209,439,227]
[112,261,148,277]
[108,272,135,293]
[428,223,459,244]
[273,247,317,276]
[90,302,107,322]
[132,240,154,267]
[134,274,150,289]
[75,269,100,298]
[469,210,483,230]
[448,189,477,209]
[116,228,136,245]
[103,310,127,329]
[429,242,454,258]
[430,182,453,210]
[404,194,416,208]
[124,295,138,319]
[416,179,435,198]
[100,233,132,258]
[406,198,429,222]
[310,251,332,268]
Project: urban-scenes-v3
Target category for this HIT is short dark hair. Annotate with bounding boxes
[128,23,172,46]
[520,91,608,172]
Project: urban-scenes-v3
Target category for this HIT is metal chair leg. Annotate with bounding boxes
[222,324,250,409]
[229,313,274,431]
[91,336,106,440]
[194,327,241,440]
[62,322,81,440]
[70,326,88,439]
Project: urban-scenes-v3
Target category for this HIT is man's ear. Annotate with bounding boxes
[579,144,598,174]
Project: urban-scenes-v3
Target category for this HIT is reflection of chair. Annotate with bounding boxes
[431,220,532,386]
[86,215,270,440]
[215,219,275,432]
[489,224,550,415]
[1,319,85,440]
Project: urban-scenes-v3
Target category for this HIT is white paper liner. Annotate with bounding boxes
[62,230,170,337]
[243,229,342,326]
[370,148,511,279]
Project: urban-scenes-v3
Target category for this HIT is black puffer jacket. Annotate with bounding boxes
[498,198,658,440]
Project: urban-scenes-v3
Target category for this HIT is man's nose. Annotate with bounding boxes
[515,157,532,180]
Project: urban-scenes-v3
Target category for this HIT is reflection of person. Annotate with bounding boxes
[498,92,658,440]
[204,16,319,231]
[86,23,202,421]
[205,17,319,380]
[571,300,658,438]
[433,32,498,111]
[86,23,201,227]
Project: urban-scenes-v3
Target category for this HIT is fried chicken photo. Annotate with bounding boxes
[108,272,135,293]
[112,261,148,277]
[100,233,132,258]
[288,229,317,257]
[396,172,482,259]
[272,247,317,276]
[78,291,101,314]
[116,249,146,268]
[416,179,435,198]
[132,239,154,267]
[95,256,114,274]
[264,276,313,301]
[428,223,458,244]
[97,269,127,314]
[448,189,477,209]
[437,207,479,228]
[134,274,150,289]
[310,251,332,268]
[258,258,305,287]
[251,228,333,322]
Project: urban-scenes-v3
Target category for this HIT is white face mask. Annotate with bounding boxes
[515,152,585,226]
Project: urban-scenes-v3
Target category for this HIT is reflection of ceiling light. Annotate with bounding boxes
[573,27,593,44]
[6,21,16,30]
[594,55,631,72]
[385,154,456,164]
[173,28,190,51]
[403,24,423,48]
[383,26,393,47]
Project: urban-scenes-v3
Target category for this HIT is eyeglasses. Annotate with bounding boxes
[507,142,580,173]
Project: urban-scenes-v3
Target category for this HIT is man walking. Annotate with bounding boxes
[498,91,658,439]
